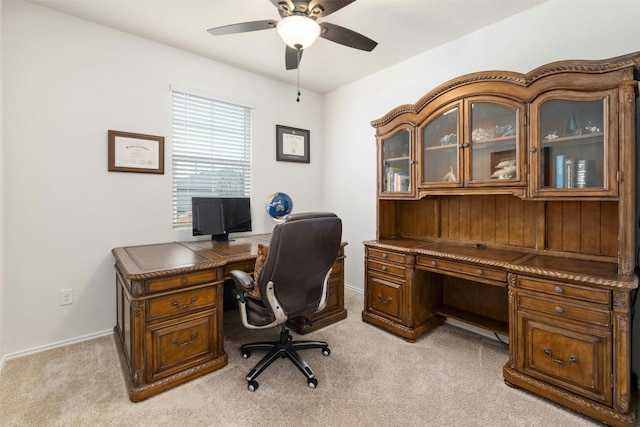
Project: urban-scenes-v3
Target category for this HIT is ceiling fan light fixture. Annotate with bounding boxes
[276,15,321,50]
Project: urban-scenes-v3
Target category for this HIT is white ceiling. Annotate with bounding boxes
[27,0,546,94]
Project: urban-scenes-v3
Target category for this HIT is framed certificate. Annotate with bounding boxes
[276,125,310,163]
[108,130,164,174]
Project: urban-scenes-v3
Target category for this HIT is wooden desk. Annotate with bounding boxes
[363,239,637,427]
[112,235,347,402]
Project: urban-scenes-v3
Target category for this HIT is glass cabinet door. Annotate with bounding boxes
[468,101,521,186]
[380,128,412,196]
[420,105,460,186]
[531,91,615,197]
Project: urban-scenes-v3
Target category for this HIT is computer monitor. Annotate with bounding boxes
[192,197,252,241]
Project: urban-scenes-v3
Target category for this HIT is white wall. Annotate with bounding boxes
[323,0,640,384]
[0,0,5,360]
[0,0,325,357]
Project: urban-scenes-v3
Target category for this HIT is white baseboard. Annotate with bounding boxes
[0,329,113,374]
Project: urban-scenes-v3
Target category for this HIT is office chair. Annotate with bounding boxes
[230,212,342,391]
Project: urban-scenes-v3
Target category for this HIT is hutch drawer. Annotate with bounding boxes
[416,256,507,283]
[367,259,406,279]
[145,310,219,382]
[516,276,610,305]
[147,286,218,321]
[517,312,612,405]
[516,292,610,326]
[147,270,217,293]
[368,248,406,264]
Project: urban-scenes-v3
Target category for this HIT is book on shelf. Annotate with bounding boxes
[556,155,564,188]
[385,168,410,192]
[542,147,551,187]
[564,158,575,188]
[576,159,596,188]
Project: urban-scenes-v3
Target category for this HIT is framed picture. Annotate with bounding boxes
[108,130,164,174]
[276,125,310,163]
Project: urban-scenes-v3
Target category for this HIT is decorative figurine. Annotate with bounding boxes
[495,124,515,136]
[440,133,457,145]
[442,166,457,182]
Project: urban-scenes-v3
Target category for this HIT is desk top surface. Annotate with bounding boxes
[112,235,271,278]
[365,238,637,290]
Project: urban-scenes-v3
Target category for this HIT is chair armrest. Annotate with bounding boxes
[230,270,255,303]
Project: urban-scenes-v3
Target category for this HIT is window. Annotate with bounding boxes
[171,89,252,226]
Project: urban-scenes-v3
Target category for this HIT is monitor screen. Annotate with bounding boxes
[192,197,252,241]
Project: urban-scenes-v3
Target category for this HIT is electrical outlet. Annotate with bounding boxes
[59,289,73,306]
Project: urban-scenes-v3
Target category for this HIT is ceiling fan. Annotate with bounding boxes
[207,0,378,70]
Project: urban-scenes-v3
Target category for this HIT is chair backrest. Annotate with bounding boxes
[258,212,342,318]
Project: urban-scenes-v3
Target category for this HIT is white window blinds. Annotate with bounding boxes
[172,90,252,226]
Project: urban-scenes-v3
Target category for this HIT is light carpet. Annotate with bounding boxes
[0,288,629,426]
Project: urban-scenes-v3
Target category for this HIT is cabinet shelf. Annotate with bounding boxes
[385,156,411,162]
[424,144,457,151]
[434,305,509,336]
[541,132,603,146]
[473,135,516,145]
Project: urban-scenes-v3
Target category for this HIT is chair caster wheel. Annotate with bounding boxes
[242,351,250,359]
[307,378,318,389]
[322,347,331,356]
[248,380,259,392]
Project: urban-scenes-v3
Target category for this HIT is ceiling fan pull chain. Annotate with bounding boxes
[296,49,301,102]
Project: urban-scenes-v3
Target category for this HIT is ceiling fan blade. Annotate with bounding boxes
[308,0,355,18]
[285,45,303,70]
[207,20,277,36]
[319,22,377,51]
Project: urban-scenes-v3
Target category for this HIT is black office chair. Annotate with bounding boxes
[230,212,342,391]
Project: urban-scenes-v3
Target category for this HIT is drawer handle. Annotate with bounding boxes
[476,269,483,275]
[171,296,198,310]
[554,286,564,294]
[431,261,437,266]
[555,306,564,313]
[245,264,250,271]
[381,266,387,271]
[172,332,198,348]
[543,348,578,366]
[382,253,387,259]
[181,277,188,285]
[377,293,393,305]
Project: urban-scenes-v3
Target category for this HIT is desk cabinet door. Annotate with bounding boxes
[146,310,219,382]
[367,273,403,322]
[516,310,612,405]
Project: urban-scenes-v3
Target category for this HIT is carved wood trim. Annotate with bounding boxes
[364,241,637,290]
[371,52,640,128]
[503,366,636,426]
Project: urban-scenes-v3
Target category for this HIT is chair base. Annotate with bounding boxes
[240,324,330,391]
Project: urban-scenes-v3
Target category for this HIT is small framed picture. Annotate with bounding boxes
[108,130,164,174]
[276,125,310,163]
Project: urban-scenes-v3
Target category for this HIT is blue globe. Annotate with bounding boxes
[265,192,293,221]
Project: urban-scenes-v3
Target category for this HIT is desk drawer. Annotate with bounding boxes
[367,259,405,279]
[517,293,610,326]
[367,274,403,322]
[368,248,406,264]
[146,311,218,381]
[417,256,507,283]
[516,276,610,305]
[147,271,216,293]
[147,287,218,321]
[223,260,254,278]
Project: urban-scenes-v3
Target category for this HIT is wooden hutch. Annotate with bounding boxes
[363,52,640,426]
